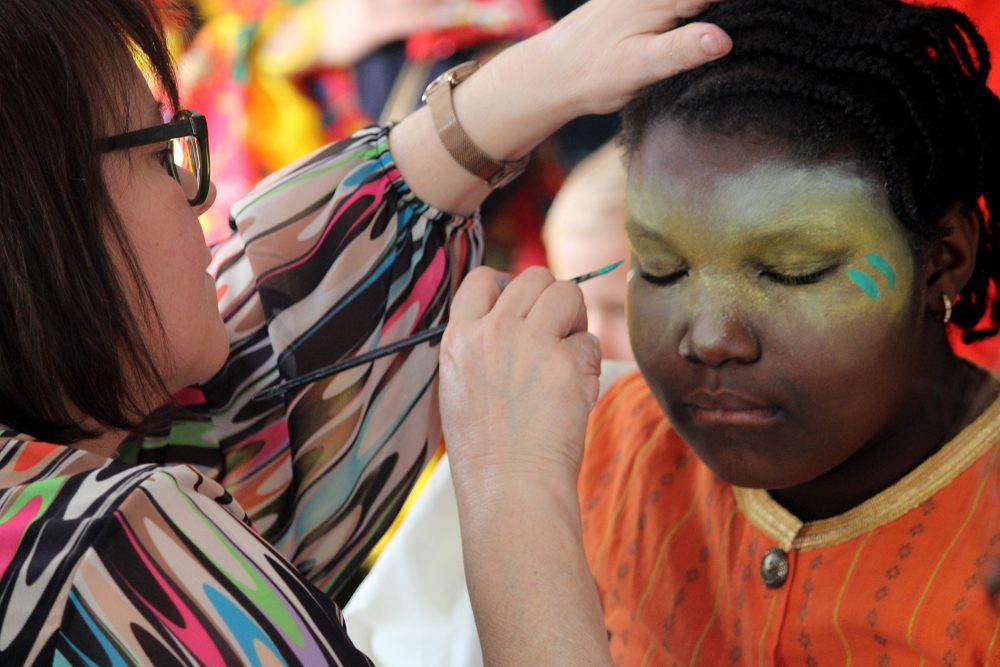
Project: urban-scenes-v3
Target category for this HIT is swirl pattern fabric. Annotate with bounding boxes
[0,440,373,665]
[0,125,480,663]
[129,125,480,594]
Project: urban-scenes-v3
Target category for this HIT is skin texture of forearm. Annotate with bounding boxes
[388,37,565,217]
[455,473,611,667]
[388,0,732,217]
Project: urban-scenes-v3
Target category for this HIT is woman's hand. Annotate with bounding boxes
[439,266,612,666]
[439,266,600,493]
[390,0,731,215]
[539,0,731,116]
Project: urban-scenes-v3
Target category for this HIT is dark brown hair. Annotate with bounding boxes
[622,0,1000,343]
[0,0,182,442]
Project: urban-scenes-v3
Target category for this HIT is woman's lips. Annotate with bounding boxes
[684,390,780,427]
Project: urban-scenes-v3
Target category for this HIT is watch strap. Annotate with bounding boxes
[423,62,529,188]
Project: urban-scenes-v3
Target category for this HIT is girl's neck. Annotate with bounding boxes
[770,346,999,522]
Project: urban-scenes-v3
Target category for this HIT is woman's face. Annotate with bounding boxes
[101,65,228,398]
[626,121,926,490]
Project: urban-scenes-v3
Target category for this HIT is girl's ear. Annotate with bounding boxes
[922,202,980,319]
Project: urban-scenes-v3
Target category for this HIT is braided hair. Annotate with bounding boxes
[621,0,1000,342]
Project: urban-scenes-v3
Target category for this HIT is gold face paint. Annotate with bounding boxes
[627,165,914,325]
[626,121,925,494]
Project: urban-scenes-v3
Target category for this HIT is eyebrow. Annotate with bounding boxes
[625,216,667,242]
[135,100,168,145]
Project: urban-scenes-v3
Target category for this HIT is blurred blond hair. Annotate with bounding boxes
[543,141,628,246]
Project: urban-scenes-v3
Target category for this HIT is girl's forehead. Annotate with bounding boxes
[625,122,897,234]
[625,160,907,257]
[629,160,878,209]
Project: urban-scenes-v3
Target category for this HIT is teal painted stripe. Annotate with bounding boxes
[866,253,896,288]
[848,269,880,300]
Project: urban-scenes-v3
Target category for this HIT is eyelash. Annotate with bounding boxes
[155,147,173,172]
[638,266,838,287]
[760,265,837,286]
[638,269,687,286]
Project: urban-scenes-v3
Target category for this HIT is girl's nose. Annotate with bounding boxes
[677,301,760,367]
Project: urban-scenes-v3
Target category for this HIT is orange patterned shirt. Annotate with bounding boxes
[580,372,1000,665]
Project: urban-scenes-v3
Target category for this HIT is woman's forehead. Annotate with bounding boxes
[92,55,164,137]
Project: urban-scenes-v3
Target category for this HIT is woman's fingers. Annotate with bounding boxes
[449,266,509,322]
[654,0,727,23]
[525,280,588,338]
[644,22,732,77]
[564,330,602,405]
[493,266,556,319]
[542,0,731,116]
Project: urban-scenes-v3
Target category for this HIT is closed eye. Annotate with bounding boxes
[761,265,838,286]
[638,269,687,286]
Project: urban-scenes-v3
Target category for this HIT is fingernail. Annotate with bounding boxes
[701,32,728,57]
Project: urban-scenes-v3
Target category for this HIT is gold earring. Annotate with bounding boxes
[941,293,953,324]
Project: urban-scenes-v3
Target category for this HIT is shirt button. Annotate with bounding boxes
[760,547,790,589]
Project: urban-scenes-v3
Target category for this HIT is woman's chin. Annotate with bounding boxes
[201,320,231,382]
[177,317,230,388]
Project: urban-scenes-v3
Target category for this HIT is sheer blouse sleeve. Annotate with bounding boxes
[50,465,374,666]
[125,126,483,595]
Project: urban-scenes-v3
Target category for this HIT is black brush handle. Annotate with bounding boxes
[252,259,623,402]
[253,324,447,402]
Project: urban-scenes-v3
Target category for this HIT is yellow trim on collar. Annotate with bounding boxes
[733,392,1000,550]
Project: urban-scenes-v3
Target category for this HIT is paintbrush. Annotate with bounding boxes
[252,259,624,402]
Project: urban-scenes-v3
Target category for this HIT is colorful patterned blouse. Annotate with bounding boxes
[580,371,1000,665]
[0,125,481,664]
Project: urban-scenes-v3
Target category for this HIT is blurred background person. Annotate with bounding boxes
[543,142,633,363]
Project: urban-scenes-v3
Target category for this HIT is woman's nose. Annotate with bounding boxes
[193,180,218,216]
[677,300,760,367]
[176,168,217,214]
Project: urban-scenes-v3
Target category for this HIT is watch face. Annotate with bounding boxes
[422,63,477,103]
[446,61,481,85]
[488,160,529,189]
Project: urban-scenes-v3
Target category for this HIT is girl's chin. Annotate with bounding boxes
[681,439,817,491]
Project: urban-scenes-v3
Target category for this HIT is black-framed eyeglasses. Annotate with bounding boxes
[97,109,211,207]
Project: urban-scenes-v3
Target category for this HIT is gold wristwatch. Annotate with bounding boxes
[421,61,530,188]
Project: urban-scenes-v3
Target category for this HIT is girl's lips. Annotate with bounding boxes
[684,390,780,427]
[688,405,780,427]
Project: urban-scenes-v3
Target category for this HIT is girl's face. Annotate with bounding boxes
[101,66,228,400]
[627,121,926,490]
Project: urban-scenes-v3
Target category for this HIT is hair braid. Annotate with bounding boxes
[622,0,1000,341]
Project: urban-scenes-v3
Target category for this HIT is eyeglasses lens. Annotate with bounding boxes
[171,135,203,202]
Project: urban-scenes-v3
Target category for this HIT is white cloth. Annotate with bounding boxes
[343,453,482,667]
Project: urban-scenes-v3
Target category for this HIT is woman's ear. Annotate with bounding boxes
[922,202,980,319]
